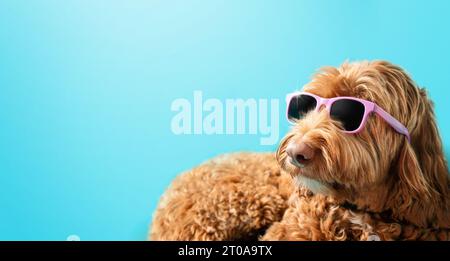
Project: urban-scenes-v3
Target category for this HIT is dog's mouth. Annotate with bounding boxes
[293,175,344,196]
[285,156,346,194]
[294,175,328,194]
[284,156,317,181]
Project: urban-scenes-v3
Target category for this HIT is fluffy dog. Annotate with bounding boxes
[150,60,450,240]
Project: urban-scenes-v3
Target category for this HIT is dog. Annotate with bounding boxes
[150,60,450,240]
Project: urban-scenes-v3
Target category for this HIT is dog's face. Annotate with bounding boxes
[277,61,428,201]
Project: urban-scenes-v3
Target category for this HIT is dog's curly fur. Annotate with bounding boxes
[150,60,450,240]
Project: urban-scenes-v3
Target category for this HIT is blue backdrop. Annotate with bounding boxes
[0,0,449,240]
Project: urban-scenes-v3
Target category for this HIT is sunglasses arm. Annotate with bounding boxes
[373,105,411,142]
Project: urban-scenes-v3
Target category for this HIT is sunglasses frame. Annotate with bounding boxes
[286,91,410,142]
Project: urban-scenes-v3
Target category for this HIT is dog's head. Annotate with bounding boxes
[277,61,449,227]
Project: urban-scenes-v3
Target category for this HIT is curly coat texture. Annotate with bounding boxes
[150,153,294,240]
[150,60,450,241]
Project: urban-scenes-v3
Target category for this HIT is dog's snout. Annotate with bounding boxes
[286,142,316,166]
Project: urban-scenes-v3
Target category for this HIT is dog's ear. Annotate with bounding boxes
[410,89,448,196]
[391,88,448,216]
[393,140,431,204]
[375,60,450,226]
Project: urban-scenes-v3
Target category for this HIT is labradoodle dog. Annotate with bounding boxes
[150,60,450,240]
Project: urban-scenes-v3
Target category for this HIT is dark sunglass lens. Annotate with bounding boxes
[330,99,365,131]
[288,94,317,121]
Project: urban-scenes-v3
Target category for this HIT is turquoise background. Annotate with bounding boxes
[0,0,449,240]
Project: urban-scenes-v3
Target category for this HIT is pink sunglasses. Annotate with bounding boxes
[286,91,410,142]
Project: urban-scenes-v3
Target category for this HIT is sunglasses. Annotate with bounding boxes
[286,92,410,141]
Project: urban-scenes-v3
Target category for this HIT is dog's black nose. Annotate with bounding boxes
[286,142,315,167]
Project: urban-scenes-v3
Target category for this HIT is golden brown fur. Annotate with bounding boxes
[150,60,450,240]
[149,153,294,240]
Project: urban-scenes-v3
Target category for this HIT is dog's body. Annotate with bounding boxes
[150,61,450,240]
